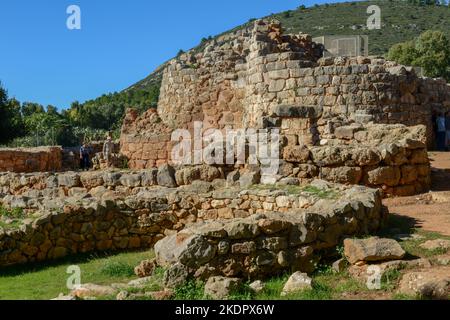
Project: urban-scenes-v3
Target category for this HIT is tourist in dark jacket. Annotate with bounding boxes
[436,113,446,151]
[79,143,91,170]
[446,111,450,151]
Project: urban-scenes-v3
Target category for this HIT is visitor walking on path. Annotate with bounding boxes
[445,111,450,151]
[103,135,114,167]
[79,142,91,170]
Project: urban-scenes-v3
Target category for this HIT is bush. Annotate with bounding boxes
[174,280,205,300]
[0,206,25,220]
[100,261,135,277]
[388,30,450,81]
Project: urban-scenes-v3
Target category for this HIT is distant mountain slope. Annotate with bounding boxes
[126,0,450,94]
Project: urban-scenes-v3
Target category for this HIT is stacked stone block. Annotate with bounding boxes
[0,147,62,173]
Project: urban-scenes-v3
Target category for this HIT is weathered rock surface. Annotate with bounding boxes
[344,237,405,264]
[398,266,450,300]
[204,276,241,300]
[153,184,383,280]
[332,258,347,273]
[419,239,450,251]
[71,284,116,298]
[281,272,313,296]
[134,259,156,278]
[348,258,431,282]
[157,164,177,188]
[163,263,189,289]
[249,280,265,294]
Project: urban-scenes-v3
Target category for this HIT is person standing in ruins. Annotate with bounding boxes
[446,111,450,151]
[436,112,446,151]
[103,134,114,167]
[79,142,91,170]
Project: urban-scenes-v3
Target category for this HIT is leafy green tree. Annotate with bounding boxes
[1,76,160,147]
[387,40,417,66]
[21,102,44,117]
[46,105,59,116]
[387,30,450,81]
[0,84,24,144]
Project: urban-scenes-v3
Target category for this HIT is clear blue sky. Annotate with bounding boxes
[0,0,341,109]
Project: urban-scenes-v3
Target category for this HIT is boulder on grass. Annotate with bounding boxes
[343,237,405,264]
[419,239,450,251]
[204,276,241,300]
[71,283,116,298]
[249,280,265,294]
[281,272,313,296]
[134,259,156,278]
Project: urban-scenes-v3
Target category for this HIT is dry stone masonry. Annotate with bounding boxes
[0,174,384,267]
[120,19,449,195]
[0,147,62,173]
[154,182,384,280]
[0,19,449,286]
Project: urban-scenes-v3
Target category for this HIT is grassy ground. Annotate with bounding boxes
[1,212,448,300]
[0,250,154,300]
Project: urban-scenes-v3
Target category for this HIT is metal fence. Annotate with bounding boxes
[313,35,369,57]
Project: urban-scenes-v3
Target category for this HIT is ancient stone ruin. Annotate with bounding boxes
[120,19,450,196]
[0,147,62,173]
[1,20,450,291]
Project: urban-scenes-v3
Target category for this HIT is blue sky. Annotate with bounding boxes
[0,0,341,109]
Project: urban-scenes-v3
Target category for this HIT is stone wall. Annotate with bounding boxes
[155,183,384,279]
[0,123,431,200]
[0,147,62,173]
[120,19,450,171]
[0,179,383,268]
[278,123,431,196]
[62,141,121,171]
[120,19,324,169]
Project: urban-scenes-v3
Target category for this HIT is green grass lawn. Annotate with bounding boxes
[0,250,154,300]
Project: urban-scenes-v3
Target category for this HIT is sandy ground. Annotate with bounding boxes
[383,152,450,236]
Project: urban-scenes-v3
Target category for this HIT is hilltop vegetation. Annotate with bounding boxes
[127,0,450,93]
[271,0,450,56]
[0,82,160,148]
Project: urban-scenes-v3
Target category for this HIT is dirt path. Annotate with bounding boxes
[383,152,450,236]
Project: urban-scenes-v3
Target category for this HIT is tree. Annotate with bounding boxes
[46,105,59,116]
[21,102,44,117]
[387,40,417,66]
[415,31,450,79]
[387,30,450,81]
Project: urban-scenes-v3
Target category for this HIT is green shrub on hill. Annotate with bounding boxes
[388,30,450,80]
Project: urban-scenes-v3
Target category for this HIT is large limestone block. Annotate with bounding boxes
[57,173,81,188]
[367,166,401,186]
[154,233,216,268]
[321,166,362,184]
[282,145,310,163]
[310,146,350,166]
[157,164,177,188]
[80,172,104,189]
[204,276,241,299]
[398,267,450,300]
[344,237,405,264]
[281,272,313,296]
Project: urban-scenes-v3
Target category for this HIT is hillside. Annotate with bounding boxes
[126,0,450,93]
